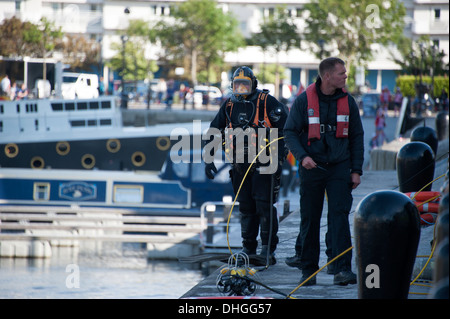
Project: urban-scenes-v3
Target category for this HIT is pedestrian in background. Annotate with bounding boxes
[380,86,391,115]
[393,87,403,117]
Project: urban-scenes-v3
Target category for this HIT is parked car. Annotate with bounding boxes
[61,72,99,99]
[186,85,222,107]
[360,93,380,117]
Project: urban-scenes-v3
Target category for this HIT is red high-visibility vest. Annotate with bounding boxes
[306,83,349,142]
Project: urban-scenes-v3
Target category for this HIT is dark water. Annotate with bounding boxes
[0,244,204,299]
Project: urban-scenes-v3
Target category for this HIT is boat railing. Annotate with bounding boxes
[199,201,241,252]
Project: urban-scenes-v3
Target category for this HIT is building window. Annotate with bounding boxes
[434,9,441,19]
[433,39,440,49]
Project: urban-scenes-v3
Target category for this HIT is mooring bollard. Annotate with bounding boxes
[434,238,449,283]
[410,126,438,156]
[283,199,290,217]
[397,142,435,193]
[436,208,449,245]
[435,111,449,141]
[354,190,421,299]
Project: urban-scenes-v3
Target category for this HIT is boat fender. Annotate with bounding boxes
[56,141,70,156]
[156,136,171,151]
[106,139,121,153]
[81,154,95,169]
[5,143,19,158]
[30,156,45,169]
[131,151,146,167]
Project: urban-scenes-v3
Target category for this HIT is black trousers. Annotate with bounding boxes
[298,160,353,274]
[230,164,280,252]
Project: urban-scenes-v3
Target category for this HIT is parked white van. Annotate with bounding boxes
[61,72,99,99]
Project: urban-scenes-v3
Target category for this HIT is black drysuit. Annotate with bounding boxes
[208,89,288,253]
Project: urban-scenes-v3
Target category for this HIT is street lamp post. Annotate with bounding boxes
[120,34,128,108]
[415,42,426,117]
[431,43,437,100]
[120,7,130,109]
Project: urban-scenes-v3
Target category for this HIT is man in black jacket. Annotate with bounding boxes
[283,57,364,285]
[205,66,288,264]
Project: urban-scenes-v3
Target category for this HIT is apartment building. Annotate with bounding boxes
[1,0,448,92]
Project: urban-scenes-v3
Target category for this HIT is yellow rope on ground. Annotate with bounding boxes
[286,246,354,299]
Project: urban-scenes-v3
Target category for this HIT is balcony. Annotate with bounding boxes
[42,9,103,34]
[413,19,449,34]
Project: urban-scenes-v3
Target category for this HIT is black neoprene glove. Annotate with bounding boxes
[205,162,218,179]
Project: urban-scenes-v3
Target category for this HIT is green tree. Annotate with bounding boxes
[56,34,101,71]
[37,17,63,81]
[396,75,448,98]
[155,0,244,85]
[256,64,287,85]
[303,0,406,91]
[392,36,449,78]
[252,5,300,98]
[107,20,158,87]
[0,17,43,58]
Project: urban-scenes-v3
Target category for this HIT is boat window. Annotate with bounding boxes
[0,104,3,113]
[89,101,99,109]
[87,119,97,126]
[77,102,88,110]
[26,103,38,113]
[65,102,75,111]
[172,162,189,178]
[191,163,206,182]
[113,185,143,203]
[101,101,111,109]
[33,183,50,201]
[63,76,77,83]
[99,119,112,126]
[51,103,63,111]
[70,120,85,127]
